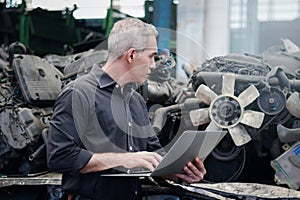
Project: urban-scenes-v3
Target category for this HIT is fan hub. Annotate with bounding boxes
[210,95,243,128]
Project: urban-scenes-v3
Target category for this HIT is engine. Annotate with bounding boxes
[0,39,299,191]
[0,42,61,175]
[147,41,300,189]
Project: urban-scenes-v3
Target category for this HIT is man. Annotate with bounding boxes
[47,18,206,200]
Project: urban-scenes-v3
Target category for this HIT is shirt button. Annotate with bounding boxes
[128,122,132,126]
[115,85,119,88]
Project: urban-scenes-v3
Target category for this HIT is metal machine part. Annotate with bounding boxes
[12,55,63,106]
[277,124,300,143]
[258,87,286,115]
[210,95,243,128]
[271,141,300,190]
[190,73,264,146]
[148,51,300,185]
[0,44,54,175]
[286,92,300,119]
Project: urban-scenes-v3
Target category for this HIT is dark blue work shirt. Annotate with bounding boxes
[47,64,163,199]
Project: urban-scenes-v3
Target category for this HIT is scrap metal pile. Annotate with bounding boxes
[0,39,299,198]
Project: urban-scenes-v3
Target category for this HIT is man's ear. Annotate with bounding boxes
[126,48,136,63]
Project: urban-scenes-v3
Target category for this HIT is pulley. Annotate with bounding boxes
[257,87,286,115]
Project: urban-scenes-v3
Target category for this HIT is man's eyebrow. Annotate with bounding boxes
[152,52,158,56]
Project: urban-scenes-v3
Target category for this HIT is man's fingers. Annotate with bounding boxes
[175,174,196,184]
[153,152,163,163]
[141,152,162,167]
[193,157,206,175]
[133,151,163,171]
[186,162,204,179]
[184,165,201,181]
[141,160,155,171]
[176,157,207,183]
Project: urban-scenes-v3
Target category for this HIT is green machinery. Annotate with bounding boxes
[0,0,104,56]
[0,0,177,56]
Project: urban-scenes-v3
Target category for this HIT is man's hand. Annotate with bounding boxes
[175,157,206,183]
[80,151,163,173]
[120,151,163,171]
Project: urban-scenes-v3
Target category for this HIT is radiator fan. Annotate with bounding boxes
[190,74,265,146]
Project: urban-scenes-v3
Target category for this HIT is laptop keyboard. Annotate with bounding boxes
[127,167,151,174]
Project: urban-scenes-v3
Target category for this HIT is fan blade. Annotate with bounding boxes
[199,129,227,160]
[228,124,251,146]
[205,122,227,144]
[286,92,300,119]
[222,74,235,95]
[205,121,222,131]
[240,110,265,129]
[195,84,218,105]
[238,85,260,107]
[190,108,210,126]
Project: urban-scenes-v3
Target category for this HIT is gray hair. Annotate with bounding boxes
[107,18,158,61]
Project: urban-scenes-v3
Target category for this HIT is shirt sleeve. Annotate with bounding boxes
[46,86,92,174]
[147,134,166,156]
[134,92,166,156]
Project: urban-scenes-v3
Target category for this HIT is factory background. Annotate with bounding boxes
[0,1,300,198]
[1,0,300,82]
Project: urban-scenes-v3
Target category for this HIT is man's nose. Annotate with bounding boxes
[149,59,156,70]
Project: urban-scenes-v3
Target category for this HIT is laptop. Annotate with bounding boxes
[102,130,227,177]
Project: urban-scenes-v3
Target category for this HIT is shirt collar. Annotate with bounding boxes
[91,64,117,88]
[91,64,139,91]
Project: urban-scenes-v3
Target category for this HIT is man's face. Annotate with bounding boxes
[130,36,158,83]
